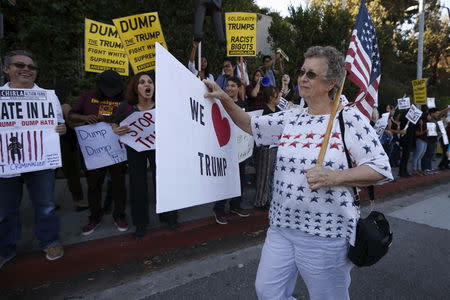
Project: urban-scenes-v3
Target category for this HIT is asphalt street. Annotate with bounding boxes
[96,182,450,300]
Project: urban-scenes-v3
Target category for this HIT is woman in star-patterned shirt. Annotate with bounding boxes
[204,46,392,300]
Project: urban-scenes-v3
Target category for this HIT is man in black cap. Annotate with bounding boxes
[69,70,128,236]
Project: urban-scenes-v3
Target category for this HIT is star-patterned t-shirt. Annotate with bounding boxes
[251,106,393,245]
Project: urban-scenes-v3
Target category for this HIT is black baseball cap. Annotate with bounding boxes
[98,70,123,96]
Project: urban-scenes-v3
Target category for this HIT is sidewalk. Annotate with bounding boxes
[1,161,449,290]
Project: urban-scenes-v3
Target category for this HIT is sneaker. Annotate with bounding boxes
[44,244,64,261]
[0,254,15,269]
[82,219,101,236]
[214,212,228,225]
[115,218,129,232]
[230,208,250,217]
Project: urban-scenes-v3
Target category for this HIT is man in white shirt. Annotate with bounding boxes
[0,50,66,269]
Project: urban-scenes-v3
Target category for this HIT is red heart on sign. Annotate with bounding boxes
[211,103,231,147]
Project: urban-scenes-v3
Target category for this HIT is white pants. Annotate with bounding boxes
[255,227,353,300]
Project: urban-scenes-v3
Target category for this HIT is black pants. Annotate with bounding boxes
[126,147,177,227]
[213,161,245,216]
[85,162,127,221]
[398,145,411,176]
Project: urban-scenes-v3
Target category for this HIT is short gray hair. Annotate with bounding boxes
[4,50,36,67]
[304,46,345,100]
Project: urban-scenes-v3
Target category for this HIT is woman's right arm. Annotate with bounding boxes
[203,80,252,134]
[250,79,261,98]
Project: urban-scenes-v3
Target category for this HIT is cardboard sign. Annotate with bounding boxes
[397,97,411,110]
[236,110,263,163]
[225,12,257,56]
[277,97,289,111]
[426,122,437,136]
[0,89,62,175]
[119,109,156,152]
[374,112,390,139]
[437,120,448,145]
[75,122,127,170]
[426,97,435,109]
[412,78,427,105]
[84,19,129,76]
[405,105,423,124]
[113,12,167,72]
[155,43,240,213]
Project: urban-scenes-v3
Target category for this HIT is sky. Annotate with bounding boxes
[254,0,450,18]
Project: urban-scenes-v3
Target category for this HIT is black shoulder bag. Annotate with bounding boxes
[338,110,393,267]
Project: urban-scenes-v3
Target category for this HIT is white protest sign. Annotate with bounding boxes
[426,122,437,136]
[405,105,423,124]
[437,120,448,145]
[119,109,156,152]
[75,122,127,170]
[373,112,390,139]
[277,97,289,110]
[426,97,435,109]
[340,94,349,106]
[0,88,62,175]
[397,97,411,110]
[236,110,263,163]
[155,43,240,213]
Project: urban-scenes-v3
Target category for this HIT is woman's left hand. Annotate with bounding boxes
[306,166,337,189]
[55,123,67,136]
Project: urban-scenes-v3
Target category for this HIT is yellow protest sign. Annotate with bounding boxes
[113,12,167,73]
[411,78,427,105]
[225,12,257,57]
[84,19,129,76]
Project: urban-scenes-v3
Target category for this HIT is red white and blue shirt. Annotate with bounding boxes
[251,106,393,245]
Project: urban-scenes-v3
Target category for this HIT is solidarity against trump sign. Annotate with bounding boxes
[155,43,240,213]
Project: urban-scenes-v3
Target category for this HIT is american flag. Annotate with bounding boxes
[345,0,381,120]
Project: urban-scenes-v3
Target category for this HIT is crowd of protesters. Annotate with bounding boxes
[1,46,448,272]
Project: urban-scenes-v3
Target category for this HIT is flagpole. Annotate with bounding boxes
[317,77,346,166]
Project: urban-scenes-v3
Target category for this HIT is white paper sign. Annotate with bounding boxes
[405,105,423,124]
[397,97,411,110]
[427,97,435,109]
[236,110,263,163]
[75,122,127,170]
[437,120,448,145]
[0,88,62,175]
[277,97,289,110]
[340,94,349,106]
[426,122,437,136]
[373,112,390,138]
[119,110,156,152]
[155,43,240,213]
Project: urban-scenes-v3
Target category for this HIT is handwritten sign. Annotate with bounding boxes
[426,122,437,136]
[113,12,167,73]
[155,43,240,213]
[426,97,435,109]
[0,88,62,175]
[412,78,427,105]
[119,109,155,152]
[225,12,257,56]
[397,97,411,110]
[236,110,263,163]
[75,122,127,170]
[84,18,129,76]
[405,105,423,124]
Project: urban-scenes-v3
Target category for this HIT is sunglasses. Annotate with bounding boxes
[299,69,320,80]
[11,62,38,71]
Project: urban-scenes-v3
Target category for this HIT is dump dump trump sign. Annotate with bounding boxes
[85,19,129,76]
[0,88,62,175]
[155,43,240,213]
[225,12,257,56]
[113,12,167,73]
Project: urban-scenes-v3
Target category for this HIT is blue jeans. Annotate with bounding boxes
[0,169,60,257]
[411,139,428,171]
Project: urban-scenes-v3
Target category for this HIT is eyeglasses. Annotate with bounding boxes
[298,69,320,80]
[11,62,38,71]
